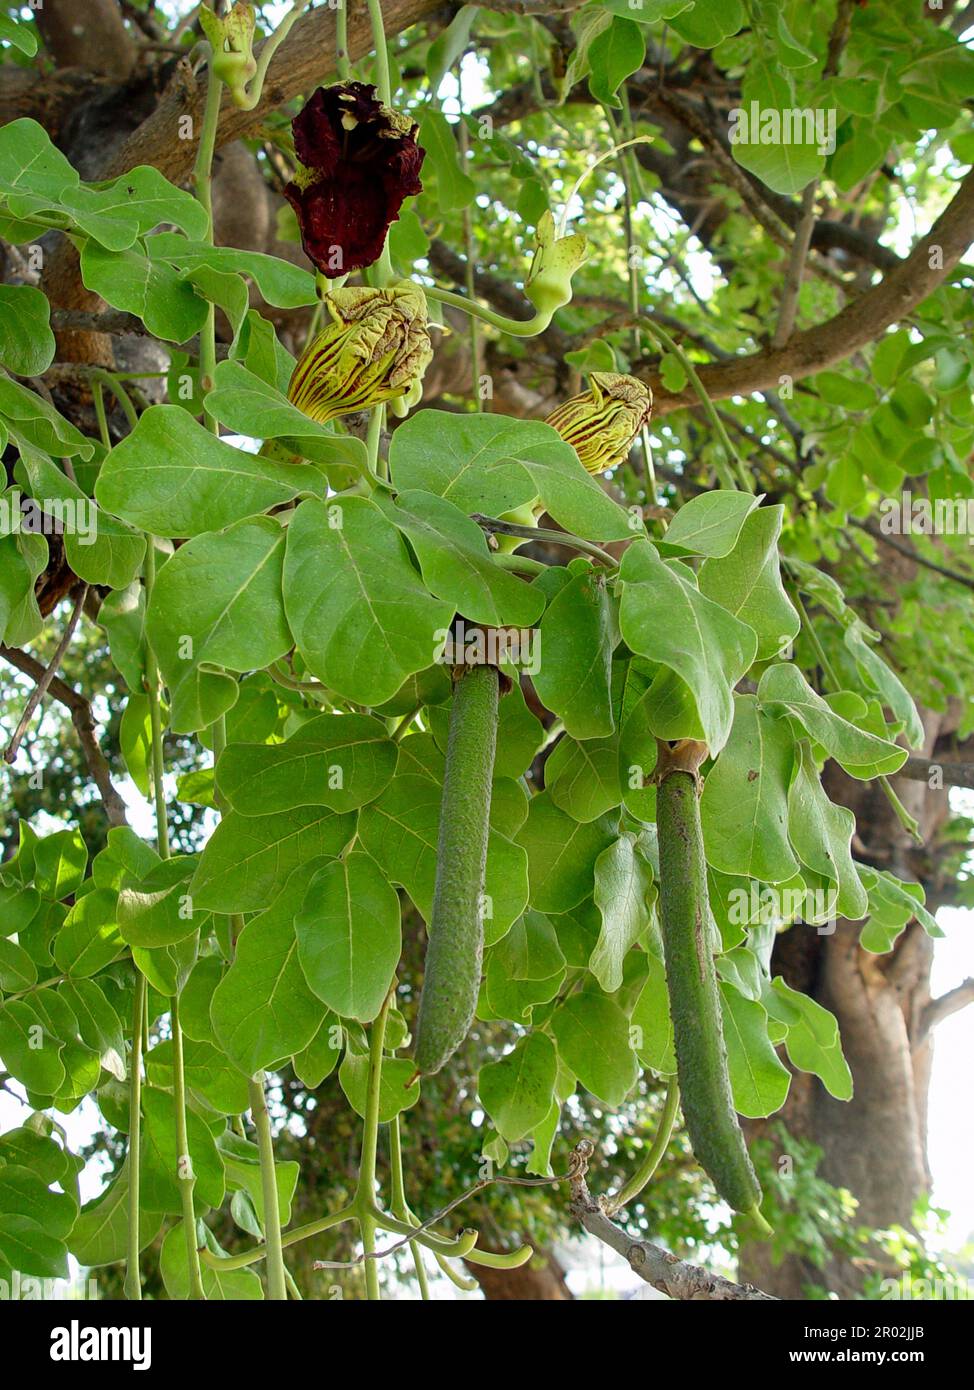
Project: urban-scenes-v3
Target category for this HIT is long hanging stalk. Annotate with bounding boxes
[336,0,351,79]
[123,970,146,1300]
[457,65,482,413]
[192,52,224,433]
[389,1114,430,1298]
[248,1073,288,1301]
[355,990,393,1300]
[211,712,289,1297]
[605,1080,679,1216]
[143,539,205,1297]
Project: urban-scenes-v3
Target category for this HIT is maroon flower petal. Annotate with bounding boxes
[286,82,425,278]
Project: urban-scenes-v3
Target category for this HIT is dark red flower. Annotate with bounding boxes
[284,82,425,278]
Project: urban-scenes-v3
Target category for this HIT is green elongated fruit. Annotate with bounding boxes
[414,663,500,1076]
[656,748,767,1227]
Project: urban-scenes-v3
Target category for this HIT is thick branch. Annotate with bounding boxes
[648,168,974,415]
[103,0,441,181]
[50,308,152,337]
[1,644,129,828]
[898,755,974,790]
[35,0,136,80]
[568,1144,776,1301]
[853,518,974,593]
[919,980,974,1038]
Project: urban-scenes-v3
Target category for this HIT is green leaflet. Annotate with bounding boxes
[589,833,656,992]
[701,694,798,883]
[0,285,55,376]
[547,734,622,823]
[719,982,791,1119]
[145,516,292,733]
[383,488,546,628]
[549,991,638,1107]
[661,488,760,557]
[515,792,618,914]
[698,505,800,661]
[787,740,868,920]
[191,804,356,914]
[283,496,454,707]
[97,405,325,538]
[210,863,328,1074]
[217,713,398,815]
[389,409,540,516]
[479,1032,558,1142]
[620,541,757,754]
[358,771,529,945]
[296,852,402,1023]
[338,1052,420,1121]
[758,663,907,779]
[532,568,616,740]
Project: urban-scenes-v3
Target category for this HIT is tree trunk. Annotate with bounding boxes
[466,1248,574,1300]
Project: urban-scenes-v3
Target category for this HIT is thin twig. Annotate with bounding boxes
[568,1142,777,1301]
[773,180,818,348]
[898,754,974,790]
[1,642,128,826]
[471,514,618,566]
[314,1163,578,1272]
[4,587,88,764]
[919,979,974,1039]
[852,519,974,593]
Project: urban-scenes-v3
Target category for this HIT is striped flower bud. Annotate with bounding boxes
[545,372,653,475]
[287,283,433,424]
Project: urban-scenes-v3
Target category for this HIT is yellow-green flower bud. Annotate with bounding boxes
[524,211,588,321]
[545,372,653,475]
[199,2,257,107]
[287,282,433,424]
